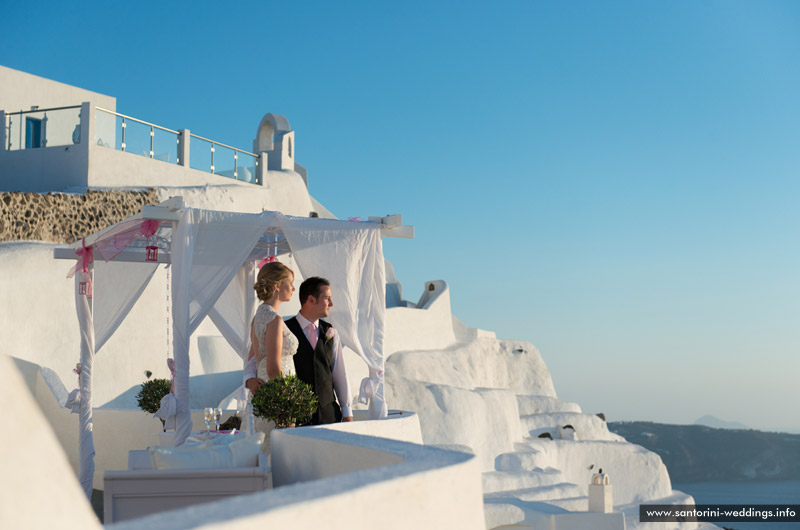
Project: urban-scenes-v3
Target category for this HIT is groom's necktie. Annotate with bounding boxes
[307,323,318,349]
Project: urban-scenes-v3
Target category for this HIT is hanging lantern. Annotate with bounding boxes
[145,231,160,262]
[78,282,88,295]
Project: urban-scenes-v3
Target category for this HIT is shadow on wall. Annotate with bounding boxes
[99,371,242,409]
[197,335,242,374]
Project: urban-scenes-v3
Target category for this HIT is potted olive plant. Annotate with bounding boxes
[251,374,318,429]
[135,378,171,431]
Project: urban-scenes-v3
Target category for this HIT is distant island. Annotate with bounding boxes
[608,421,800,482]
[694,414,750,431]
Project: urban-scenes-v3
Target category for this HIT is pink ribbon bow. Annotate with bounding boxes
[93,218,162,262]
[257,256,276,269]
[67,219,162,293]
[140,219,159,239]
[67,239,94,297]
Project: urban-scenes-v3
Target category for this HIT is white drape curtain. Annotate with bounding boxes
[278,215,388,419]
[171,209,276,445]
[208,261,258,411]
[170,209,194,447]
[208,262,257,361]
[75,272,96,500]
[73,247,160,497]
[94,260,159,351]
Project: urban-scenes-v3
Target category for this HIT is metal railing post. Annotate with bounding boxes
[80,102,92,147]
[121,116,126,151]
[210,142,215,173]
[42,112,48,147]
[178,129,190,166]
[0,111,6,151]
[257,153,268,186]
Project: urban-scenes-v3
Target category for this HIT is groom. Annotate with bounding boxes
[285,277,353,424]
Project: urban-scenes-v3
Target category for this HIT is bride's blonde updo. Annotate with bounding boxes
[254,261,294,302]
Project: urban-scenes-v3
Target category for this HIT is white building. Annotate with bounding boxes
[0,65,715,530]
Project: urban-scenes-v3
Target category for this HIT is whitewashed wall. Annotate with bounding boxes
[387,377,523,471]
[0,140,90,191]
[388,336,556,395]
[0,65,115,114]
[520,439,673,505]
[384,280,457,356]
[0,352,102,530]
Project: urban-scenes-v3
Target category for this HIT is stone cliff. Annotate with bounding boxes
[0,189,159,243]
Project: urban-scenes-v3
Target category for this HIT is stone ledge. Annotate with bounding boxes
[0,189,159,243]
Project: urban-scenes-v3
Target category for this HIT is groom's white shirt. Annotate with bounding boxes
[294,312,353,418]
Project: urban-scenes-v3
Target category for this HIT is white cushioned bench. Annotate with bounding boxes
[103,433,271,523]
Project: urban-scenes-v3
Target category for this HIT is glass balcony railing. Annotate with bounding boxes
[95,107,259,183]
[95,107,180,164]
[189,133,259,183]
[4,105,82,151]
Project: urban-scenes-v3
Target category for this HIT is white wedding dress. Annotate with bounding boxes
[250,304,299,455]
[252,304,299,379]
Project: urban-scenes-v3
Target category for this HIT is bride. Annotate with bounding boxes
[244,261,299,395]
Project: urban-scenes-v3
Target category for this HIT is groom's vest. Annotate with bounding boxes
[285,317,340,425]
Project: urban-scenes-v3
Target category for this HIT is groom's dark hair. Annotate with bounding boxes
[299,276,330,304]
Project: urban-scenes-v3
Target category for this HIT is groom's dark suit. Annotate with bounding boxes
[285,317,342,425]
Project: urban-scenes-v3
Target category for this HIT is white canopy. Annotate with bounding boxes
[56,197,412,497]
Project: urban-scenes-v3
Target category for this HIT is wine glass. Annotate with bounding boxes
[203,407,214,431]
[214,407,222,430]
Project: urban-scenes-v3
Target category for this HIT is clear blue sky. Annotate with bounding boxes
[3,0,798,432]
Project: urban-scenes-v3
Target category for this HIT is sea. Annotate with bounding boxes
[673,480,800,530]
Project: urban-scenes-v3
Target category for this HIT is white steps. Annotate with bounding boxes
[485,482,584,502]
[482,467,565,494]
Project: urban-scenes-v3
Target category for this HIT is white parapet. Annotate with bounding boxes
[1,351,102,530]
[384,280,458,356]
[108,427,485,530]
